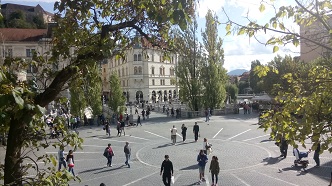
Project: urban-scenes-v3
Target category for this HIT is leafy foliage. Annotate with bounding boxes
[225,83,238,102]
[108,73,125,114]
[201,10,227,109]
[1,0,194,185]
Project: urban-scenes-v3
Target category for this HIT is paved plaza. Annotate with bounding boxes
[2,111,332,186]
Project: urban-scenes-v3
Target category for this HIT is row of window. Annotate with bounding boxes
[103,78,175,86]
[1,48,35,58]
[151,79,175,86]
[108,66,175,77]
[111,54,176,68]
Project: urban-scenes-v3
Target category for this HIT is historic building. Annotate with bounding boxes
[300,16,332,63]
[1,3,54,24]
[102,39,179,104]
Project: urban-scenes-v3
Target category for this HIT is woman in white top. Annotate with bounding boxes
[171,125,177,145]
[203,138,211,155]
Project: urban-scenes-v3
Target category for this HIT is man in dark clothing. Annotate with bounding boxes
[279,137,288,158]
[124,142,131,168]
[193,122,200,142]
[312,142,320,167]
[160,155,173,186]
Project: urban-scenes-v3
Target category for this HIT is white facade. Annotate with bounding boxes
[102,47,179,104]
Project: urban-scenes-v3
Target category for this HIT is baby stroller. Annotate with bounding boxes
[292,148,310,171]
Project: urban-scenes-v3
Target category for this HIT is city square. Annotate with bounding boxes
[41,111,331,186]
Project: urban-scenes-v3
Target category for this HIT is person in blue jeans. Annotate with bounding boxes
[124,142,131,168]
[197,150,208,183]
[58,146,66,171]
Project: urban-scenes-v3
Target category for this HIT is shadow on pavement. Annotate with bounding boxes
[153,143,173,149]
[183,181,200,186]
[180,164,199,171]
[175,141,196,146]
[94,165,126,174]
[78,167,105,174]
[262,156,283,165]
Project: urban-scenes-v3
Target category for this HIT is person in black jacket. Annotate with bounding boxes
[181,124,187,142]
[160,155,173,186]
[193,122,200,142]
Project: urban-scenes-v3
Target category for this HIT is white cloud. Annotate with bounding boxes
[196,0,225,18]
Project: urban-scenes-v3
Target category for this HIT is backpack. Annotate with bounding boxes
[103,147,109,157]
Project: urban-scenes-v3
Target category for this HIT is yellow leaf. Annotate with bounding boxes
[259,4,265,12]
[226,23,231,32]
[273,46,279,53]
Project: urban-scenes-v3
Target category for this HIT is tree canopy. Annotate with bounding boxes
[1,0,195,185]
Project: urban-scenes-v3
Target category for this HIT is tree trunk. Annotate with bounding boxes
[4,116,26,185]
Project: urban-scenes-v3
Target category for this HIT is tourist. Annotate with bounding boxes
[66,150,75,177]
[171,125,177,145]
[124,142,131,168]
[160,155,174,186]
[193,122,200,142]
[58,146,66,171]
[209,156,220,186]
[103,143,114,167]
[197,150,208,183]
[181,124,187,142]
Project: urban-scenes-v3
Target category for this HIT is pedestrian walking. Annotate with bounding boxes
[142,109,146,120]
[197,150,208,183]
[205,109,209,122]
[136,115,142,126]
[120,120,126,136]
[181,124,187,142]
[58,146,66,171]
[103,143,114,167]
[193,122,200,142]
[171,125,177,145]
[105,121,111,137]
[117,121,121,136]
[279,137,288,158]
[124,142,131,168]
[160,155,174,186]
[135,106,138,114]
[66,150,75,177]
[209,156,220,186]
[312,142,320,167]
[203,138,212,155]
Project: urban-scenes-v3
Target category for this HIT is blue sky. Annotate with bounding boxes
[3,0,299,72]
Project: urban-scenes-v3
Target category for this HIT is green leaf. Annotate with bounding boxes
[238,28,245,35]
[272,22,277,29]
[226,23,231,32]
[12,91,24,109]
[259,4,265,12]
[273,46,279,53]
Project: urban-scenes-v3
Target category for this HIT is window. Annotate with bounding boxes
[134,54,138,61]
[118,69,121,77]
[138,54,142,61]
[151,67,155,75]
[122,68,125,76]
[104,68,106,73]
[26,48,35,57]
[123,80,125,86]
[160,56,163,62]
[126,67,128,76]
[160,79,165,85]
[163,67,165,75]
[3,48,12,57]
[138,66,142,74]
[134,67,138,75]
[118,59,120,66]
[127,80,129,86]
[171,56,174,64]
[27,64,38,73]
[152,79,155,85]
[170,67,175,76]
[159,67,162,75]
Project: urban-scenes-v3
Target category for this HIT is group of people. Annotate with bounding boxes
[163,105,181,118]
[170,122,201,145]
[160,152,220,186]
[58,147,76,178]
[103,142,131,168]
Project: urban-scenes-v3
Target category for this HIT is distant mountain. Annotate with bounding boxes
[227,69,248,76]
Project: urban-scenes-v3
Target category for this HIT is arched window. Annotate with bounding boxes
[134,67,138,75]
[138,54,142,61]
[138,66,142,74]
[151,66,155,75]
[134,54,138,61]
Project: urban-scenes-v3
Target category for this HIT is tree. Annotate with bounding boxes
[225,83,238,102]
[249,60,263,93]
[1,0,194,185]
[224,0,332,151]
[201,10,227,109]
[108,73,125,114]
[175,20,203,111]
[84,63,103,117]
[69,75,87,119]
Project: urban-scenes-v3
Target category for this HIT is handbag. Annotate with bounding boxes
[68,158,74,167]
[171,175,175,184]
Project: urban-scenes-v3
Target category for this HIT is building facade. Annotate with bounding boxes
[300,17,332,63]
[102,43,179,104]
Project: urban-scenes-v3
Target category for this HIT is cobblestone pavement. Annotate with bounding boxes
[1,111,332,186]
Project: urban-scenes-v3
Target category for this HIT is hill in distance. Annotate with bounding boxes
[227,69,248,76]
